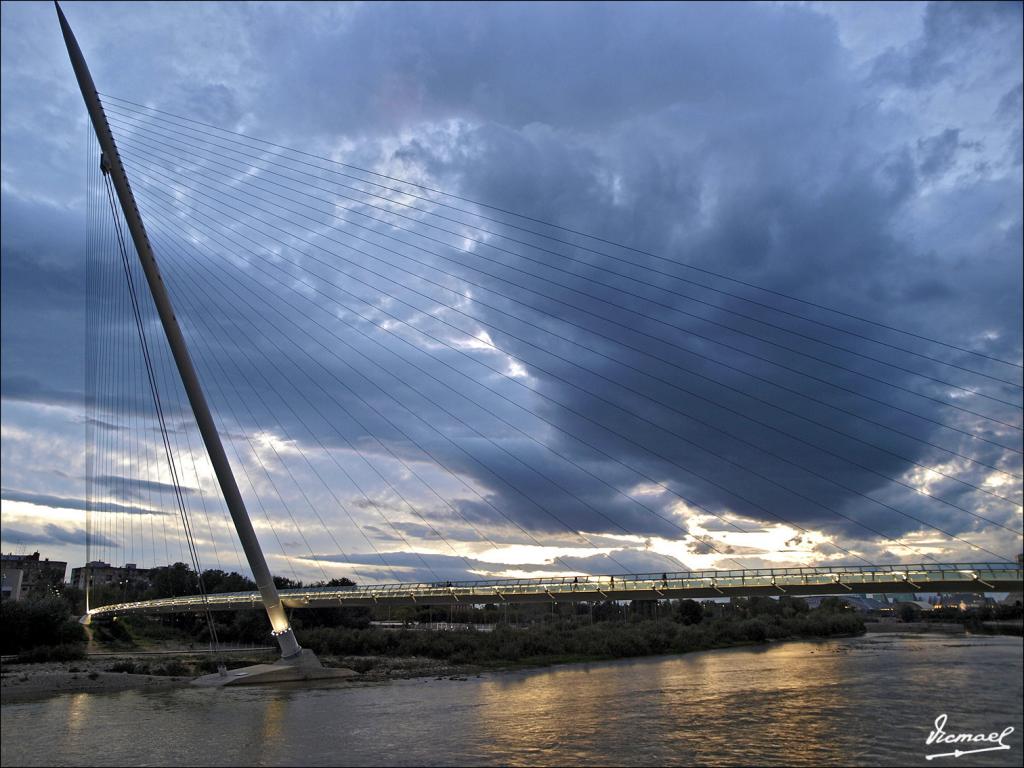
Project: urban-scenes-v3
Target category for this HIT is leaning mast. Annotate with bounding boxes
[55,1,301,659]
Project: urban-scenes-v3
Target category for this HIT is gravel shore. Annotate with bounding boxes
[0,653,483,704]
[1,659,191,703]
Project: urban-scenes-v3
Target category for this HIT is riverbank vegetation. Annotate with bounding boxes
[890,601,1022,635]
[97,592,864,669]
[298,596,865,666]
[0,597,86,660]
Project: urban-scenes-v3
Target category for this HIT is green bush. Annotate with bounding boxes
[15,643,86,663]
[90,617,135,647]
[152,660,189,676]
[740,618,769,643]
[1,598,87,654]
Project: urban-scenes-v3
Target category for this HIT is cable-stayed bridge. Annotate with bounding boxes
[54,4,1021,661]
[88,563,1024,619]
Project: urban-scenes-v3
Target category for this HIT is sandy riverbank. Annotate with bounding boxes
[1,659,192,703]
[0,653,487,704]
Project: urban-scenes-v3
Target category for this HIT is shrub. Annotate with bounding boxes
[347,657,377,673]
[151,660,189,677]
[190,602,865,669]
[740,618,769,643]
[15,644,86,663]
[1,598,87,654]
[675,599,704,625]
[90,617,135,647]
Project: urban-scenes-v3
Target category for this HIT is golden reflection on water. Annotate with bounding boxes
[64,692,92,732]
[259,695,287,746]
[470,641,853,766]
[57,692,94,757]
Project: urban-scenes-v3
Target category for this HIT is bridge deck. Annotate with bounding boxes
[87,562,1023,617]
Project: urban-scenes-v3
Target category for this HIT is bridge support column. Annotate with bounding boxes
[56,1,301,660]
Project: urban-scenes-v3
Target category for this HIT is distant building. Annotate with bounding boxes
[1,568,23,601]
[896,600,933,612]
[884,593,937,606]
[70,561,151,592]
[805,595,888,612]
[0,552,67,601]
[934,593,993,611]
[1006,555,1024,608]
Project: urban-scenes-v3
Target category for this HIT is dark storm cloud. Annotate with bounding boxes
[247,1,844,135]
[2,1,1021,577]
[1,523,117,550]
[314,545,693,583]
[1,488,168,517]
[997,83,1024,168]
[1,239,85,406]
[125,0,1021,552]
[871,1,1022,88]
[917,129,971,178]
[93,475,197,500]
[351,3,1022,546]
[2,375,82,408]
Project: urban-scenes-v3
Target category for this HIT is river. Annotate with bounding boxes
[2,633,1022,766]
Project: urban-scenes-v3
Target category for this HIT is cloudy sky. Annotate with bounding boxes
[2,1,1021,585]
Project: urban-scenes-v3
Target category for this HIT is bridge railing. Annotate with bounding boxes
[85,562,1023,617]
[260,562,1014,591]
[285,562,1020,596]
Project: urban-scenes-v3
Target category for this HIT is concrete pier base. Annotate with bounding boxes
[191,649,356,687]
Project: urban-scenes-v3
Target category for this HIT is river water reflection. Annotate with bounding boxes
[2,634,1021,766]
